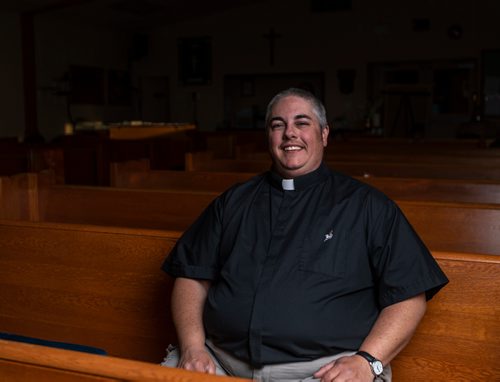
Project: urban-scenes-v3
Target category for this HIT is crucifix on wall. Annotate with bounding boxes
[263,27,281,66]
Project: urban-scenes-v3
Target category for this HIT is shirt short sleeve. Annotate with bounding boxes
[162,195,224,280]
[367,195,449,308]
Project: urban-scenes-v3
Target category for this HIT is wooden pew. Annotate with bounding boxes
[0,140,64,181]
[397,200,500,255]
[238,144,500,166]
[37,184,217,231]
[2,172,500,255]
[0,171,217,231]
[214,134,499,161]
[39,192,500,255]
[185,152,500,180]
[110,159,255,192]
[110,160,500,204]
[0,220,181,363]
[0,339,249,382]
[361,176,500,204]
[324,160,500,180]
[0,219,498,380]
[324,137,499,153]
[392,251,500,381]
[0,170,40,221]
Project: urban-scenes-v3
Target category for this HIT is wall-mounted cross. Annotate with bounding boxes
[263,27,281,66]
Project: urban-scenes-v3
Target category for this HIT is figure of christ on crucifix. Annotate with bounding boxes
[263,27,281,66]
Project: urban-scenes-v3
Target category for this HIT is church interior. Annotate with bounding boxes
[0,1,499,381]
[1,0,500,142]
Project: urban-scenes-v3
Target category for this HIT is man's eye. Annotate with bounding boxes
[296,121,309,127]
[271,123,285,129]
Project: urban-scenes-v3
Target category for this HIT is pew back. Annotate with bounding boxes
[332,160,500,180]
[392,252,500,381]
[238,136,500,156]
[186,152,500,180]
[363,176,500,204]
[39,185,217,231]
[111,160,254,192]
[0,220,181,362]
[397,200,500,255]
[202,133,499,162]
[110,162,500,204]
[0,171,39,220]
[239,146,500,166]
[2,172,500,255]
[33,191,500,255]
[0,171,215,231]
[0,220,498,380]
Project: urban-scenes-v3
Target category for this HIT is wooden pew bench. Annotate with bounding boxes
[397,200,500,255]
[330,160,500,180]
[0,171,217,231]
[2,172,500,255]
[0,220,181,363]
[238,146,500,167]
[208,134,500,163]
[110,159,254,193]
[0,219,498,380]
[110,160,500,204]
[37,191,499,255]
[362,176,500,204]
[37,184,217,231]
[185,152,500,180]
[0,339,249,382]
[392,251,500,381]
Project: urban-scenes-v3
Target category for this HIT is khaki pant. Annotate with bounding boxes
[161,340,392,382]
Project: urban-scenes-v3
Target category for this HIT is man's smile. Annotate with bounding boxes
[282,145,303,152]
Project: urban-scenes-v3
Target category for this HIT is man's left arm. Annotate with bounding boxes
[314,293,427,381]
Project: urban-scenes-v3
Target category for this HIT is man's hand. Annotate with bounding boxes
[178,346,216,374]
[171,278,214,373]
[313,354,374,382]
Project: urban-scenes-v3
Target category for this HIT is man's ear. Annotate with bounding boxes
[322,125,330,147]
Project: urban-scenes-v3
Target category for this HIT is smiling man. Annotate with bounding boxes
[161,88,448,382]
[267,92,329,178]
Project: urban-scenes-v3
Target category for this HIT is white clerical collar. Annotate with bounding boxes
[282,179,295,191]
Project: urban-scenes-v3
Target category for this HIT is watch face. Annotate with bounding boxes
[372,360,384,375]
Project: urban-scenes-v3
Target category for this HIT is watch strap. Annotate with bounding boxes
[356,350,383,376]
[356,350,377,362]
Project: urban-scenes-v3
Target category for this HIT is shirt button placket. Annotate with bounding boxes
[248,191,294,367]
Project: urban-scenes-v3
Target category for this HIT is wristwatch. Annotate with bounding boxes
[356,350,384,377]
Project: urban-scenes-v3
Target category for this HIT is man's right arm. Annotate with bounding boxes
[171,277,215,373]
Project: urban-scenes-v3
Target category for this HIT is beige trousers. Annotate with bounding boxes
[161,340,392,382]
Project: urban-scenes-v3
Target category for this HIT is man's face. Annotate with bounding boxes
[267,95,329,178]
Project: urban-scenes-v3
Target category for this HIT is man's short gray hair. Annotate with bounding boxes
[265,88,328,130]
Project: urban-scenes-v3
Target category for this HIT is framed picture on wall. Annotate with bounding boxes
[178,37,212,85]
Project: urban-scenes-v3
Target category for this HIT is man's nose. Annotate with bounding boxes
[283,125,298,139]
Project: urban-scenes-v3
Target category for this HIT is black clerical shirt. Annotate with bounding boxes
[162,163,448,367]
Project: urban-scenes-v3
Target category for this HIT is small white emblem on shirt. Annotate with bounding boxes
[324,230,334,242]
